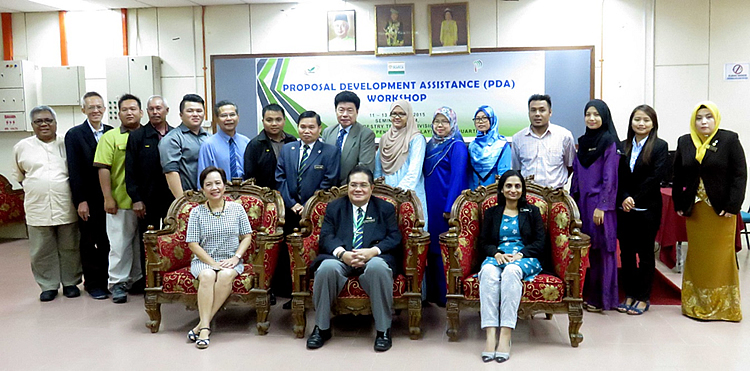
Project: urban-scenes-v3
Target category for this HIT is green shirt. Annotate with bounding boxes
[94,126,137,209]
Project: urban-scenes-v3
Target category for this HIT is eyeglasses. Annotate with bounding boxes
[473,116,489,123]
[390,112,407,118]
[349,182,371,189]
[32,118,55,125]
[336,107,356,115]
[433,119,450,126]
[86,105,105,112]
[218,112,237,119]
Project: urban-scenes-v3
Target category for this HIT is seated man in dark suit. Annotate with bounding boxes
[307,166,401,352]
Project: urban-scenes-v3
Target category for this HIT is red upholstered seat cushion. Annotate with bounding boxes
[154,194,280,288]
[309,274,408,299]
[461,273,565,303]
[162,265,257,294]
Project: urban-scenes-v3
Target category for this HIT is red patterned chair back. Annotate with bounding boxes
[443,180,586,284]
[153,183,281,287]
[292,180,428,289]
[0,174,25,225]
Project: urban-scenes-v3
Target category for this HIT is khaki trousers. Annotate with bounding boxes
[28,223,82,291]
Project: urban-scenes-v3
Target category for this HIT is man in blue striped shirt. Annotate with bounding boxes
[197,100,250,185]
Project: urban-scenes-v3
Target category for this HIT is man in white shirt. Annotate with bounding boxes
[511,94,577,189]
[13,106,82,302]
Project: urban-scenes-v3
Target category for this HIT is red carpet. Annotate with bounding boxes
[649,269,681,305]
[616,268,681,305]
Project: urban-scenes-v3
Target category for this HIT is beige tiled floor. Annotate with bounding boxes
[2,238,749,371]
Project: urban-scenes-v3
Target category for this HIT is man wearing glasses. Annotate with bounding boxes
[321,91,376,185]
[65,91,113,300]
[511,94,576,189]
[14,106,82,302]
[306,166,401,352]
[197,100,250,183]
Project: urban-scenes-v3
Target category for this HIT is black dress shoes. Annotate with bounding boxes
[374,329,392,352]
[306,326,332,349]
[40,290,58,302]
[62,285,80,298]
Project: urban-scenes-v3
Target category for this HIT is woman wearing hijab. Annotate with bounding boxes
[571,99,622,312]
[673,101,746,322]
[468,105,512,190]
[375,100,428,227]
[616,105,669,315]
[423,106,469,305]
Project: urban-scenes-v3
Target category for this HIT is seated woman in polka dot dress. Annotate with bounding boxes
[478,170,547,363]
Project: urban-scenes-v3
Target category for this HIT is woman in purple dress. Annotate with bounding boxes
[423,106,468,305]
[571,99,622,312]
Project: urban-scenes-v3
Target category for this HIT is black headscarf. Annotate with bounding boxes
[577,99,623,168]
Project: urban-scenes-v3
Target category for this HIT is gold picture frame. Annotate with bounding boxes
[375,4,415,56]
[328,10,356,52]
[428,2,470,55]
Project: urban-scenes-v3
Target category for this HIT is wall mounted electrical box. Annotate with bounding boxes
[105,56,161,126]
[0,60,39,132]
[41,66,86,106]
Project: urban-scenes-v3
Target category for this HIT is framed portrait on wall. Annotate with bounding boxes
[428,2,470,55]
[375,4,415,56]
[328,10,356,52]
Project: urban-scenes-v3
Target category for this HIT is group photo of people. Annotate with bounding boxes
[2,1,749,369]
[11,85,746,362]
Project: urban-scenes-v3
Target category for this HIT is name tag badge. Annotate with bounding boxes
[708,145,718,152]
[363,217,375,224]
[145,144,150,148]
[314,165,324,170]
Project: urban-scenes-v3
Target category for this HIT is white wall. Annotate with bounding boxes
[3,0,750,204]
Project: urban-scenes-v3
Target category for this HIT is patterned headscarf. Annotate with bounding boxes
[424,106,464,177]
[689,101,721,164]
[468,105,508,179]
[379,100,422,175]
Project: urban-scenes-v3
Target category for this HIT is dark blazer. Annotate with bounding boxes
[321,122,376,185]
[315,196,402,274]
[65,120,113,208]
[673,129,747,216]
[480,203,547,266]
[617,138,669,225]
[125,123,174,219]
[243,130,296,189]
[275,140,340,208]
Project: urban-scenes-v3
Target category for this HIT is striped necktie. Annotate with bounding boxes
[336,128,346,150]
[353,207,364,250]
[229,137,240,179]
[297,144,310,185]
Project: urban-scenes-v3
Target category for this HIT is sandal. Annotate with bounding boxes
[187,328,199,343]
[627,301,650,315]
[616,298,635,313]
[195,327,211,349]
[583,302,603,313]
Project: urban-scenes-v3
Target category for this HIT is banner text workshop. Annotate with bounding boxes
[281,79,516,93]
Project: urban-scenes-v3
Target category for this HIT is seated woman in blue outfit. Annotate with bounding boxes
[478,170,546,363]
[186,166,253,349]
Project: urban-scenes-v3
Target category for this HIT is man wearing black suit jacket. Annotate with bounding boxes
[275,111,339,300]
[307,166,401,352]
[65,91,113,300]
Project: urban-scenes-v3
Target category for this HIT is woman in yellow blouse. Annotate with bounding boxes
[440,9,458,46]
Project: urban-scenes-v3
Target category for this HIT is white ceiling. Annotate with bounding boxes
[0,0,308,13]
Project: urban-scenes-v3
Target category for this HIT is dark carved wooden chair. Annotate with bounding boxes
[143,179,285,335]
[440,178,590,347]
[286,178,430,339]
